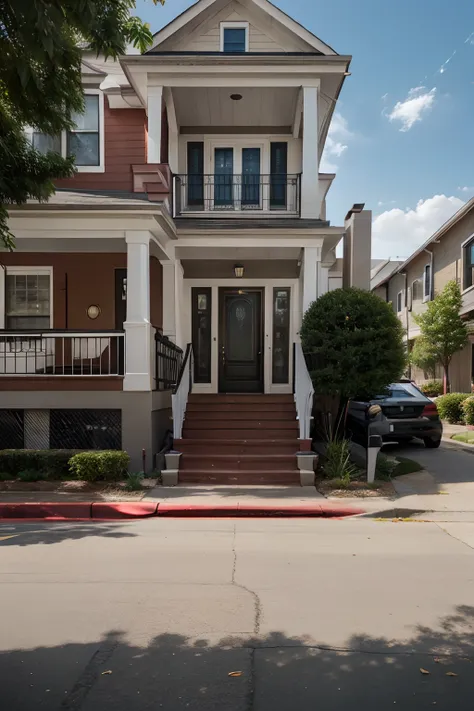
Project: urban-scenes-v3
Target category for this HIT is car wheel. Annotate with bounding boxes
[424,437,441,449]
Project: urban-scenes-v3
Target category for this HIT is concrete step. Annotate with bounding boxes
[178,470,301,485]
[179,454,297,471]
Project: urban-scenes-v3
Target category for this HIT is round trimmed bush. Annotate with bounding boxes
[436,393,470,424]
[462,396,474,427]
[69,450,130,482]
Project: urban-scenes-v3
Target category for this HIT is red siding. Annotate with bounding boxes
[55,99,147,192]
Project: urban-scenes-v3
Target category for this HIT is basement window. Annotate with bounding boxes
[221,22,249,53]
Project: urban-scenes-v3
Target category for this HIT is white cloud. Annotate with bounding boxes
[465,31,474,45]
[381,93,389,101]
[458,186,474,193]
[320,112,353,173]
[387,86,437,132]
[372,194,465,258]
[377,199,397,207]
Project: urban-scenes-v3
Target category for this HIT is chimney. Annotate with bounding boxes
[343,204,372,289]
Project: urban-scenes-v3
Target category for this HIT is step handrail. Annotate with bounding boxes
[293,342,314,440]
[172,343,193,439]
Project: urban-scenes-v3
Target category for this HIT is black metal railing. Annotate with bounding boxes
[174,173,301,215]
[155,332,183,391]
[0,331,125,376]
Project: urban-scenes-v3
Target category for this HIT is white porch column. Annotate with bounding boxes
[124,231,152,391]
[147,86,163,164]
[302,247,319,314]
[301,86,320,219]
[317,263,330,298]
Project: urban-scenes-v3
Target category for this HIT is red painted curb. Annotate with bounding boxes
[156,503,362,518]
[91,502,158,519]
[0,503,92,519]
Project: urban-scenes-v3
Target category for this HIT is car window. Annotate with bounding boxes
[374,383,426,400]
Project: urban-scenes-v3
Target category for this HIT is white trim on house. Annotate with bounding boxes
[182,278,299,394]
[0,266,54,329]
[461,232,474,293]
[396,290,403,313]
[219,21,250,52]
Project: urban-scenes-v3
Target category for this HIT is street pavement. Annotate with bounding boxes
[1,514,474,710]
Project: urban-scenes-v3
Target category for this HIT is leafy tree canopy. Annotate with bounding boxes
[0,0,164,249]
[410,336,439,380]
[300,288,406,402]
[413,280,468,392]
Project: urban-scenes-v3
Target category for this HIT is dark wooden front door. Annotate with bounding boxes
[219,289,263,393]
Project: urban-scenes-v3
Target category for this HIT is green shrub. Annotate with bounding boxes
[462,396,474,426]
[69,450,130,482]
[420,380,443,397]
[323,439,357,483]
[376,453,396,481]
[0,450,80,478]
[436,393,470,424]
[17,470,48,482]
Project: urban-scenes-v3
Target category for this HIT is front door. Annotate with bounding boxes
[219,289,263,393]
[241,147,261,208]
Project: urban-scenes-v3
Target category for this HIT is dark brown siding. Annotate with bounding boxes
[0,253,162,331]
[55,99,146,192]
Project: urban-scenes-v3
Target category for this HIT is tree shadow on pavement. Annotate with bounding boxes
[2,606,474,711]
[0,523,137,547]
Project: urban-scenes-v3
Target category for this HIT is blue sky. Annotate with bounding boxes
[134,0,474,258]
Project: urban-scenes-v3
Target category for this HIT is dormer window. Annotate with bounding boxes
[220,22,249,53]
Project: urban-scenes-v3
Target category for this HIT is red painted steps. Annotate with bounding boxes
[174,439,302,455]
[176,394,301,484]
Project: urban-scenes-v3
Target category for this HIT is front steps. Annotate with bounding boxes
[174,394,305,485]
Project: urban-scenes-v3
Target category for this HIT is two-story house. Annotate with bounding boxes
[0,0,372,480]
[372,197,474,393]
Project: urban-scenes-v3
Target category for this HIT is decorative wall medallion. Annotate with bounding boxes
[87,305,101,320]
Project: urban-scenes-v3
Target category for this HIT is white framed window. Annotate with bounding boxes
[423,263,431,302]
[396,291,404,313]
[407,286,412,312]
[220,22,250,53]
[2,267,53,331]
[24,90,105,173]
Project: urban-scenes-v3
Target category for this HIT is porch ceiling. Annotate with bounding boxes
[176,245,301,260]
[182,258,299,279]
[173,86,297,127]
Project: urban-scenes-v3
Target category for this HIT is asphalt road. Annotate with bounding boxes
[1,516,474,710]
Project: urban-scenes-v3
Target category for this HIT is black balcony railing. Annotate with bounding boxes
[173,173,301,216]
[155,332,183,391]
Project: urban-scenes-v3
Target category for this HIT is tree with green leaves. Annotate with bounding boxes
[409,336,439,380]
[413,280,468,393]
[0,0,164,249]
[300,288,406,416]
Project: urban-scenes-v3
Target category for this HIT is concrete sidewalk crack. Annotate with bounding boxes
[60,637,118,710]
[232,524,262,635]
[435,522,474,551]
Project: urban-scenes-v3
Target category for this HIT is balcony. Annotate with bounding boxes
[0,331,125,376]
[173,174,301,217]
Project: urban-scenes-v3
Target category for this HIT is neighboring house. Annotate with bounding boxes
[372,197,474,393]
[1,0,372,476]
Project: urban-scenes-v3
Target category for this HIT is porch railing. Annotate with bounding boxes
[155,332,183,391]
[0,331,125,376]
[171,343,193,440]
[293,342,314,440]
[173,173,301,216]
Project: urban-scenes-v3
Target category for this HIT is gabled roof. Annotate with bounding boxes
[149,0,337,55]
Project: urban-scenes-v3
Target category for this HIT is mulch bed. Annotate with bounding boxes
[317,479,396,498]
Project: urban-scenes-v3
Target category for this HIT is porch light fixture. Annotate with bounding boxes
[230,93,243,101]
[234,264,244,278]
[87,305,101,320]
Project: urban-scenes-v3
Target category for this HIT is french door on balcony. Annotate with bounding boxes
[213,146,261,210]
